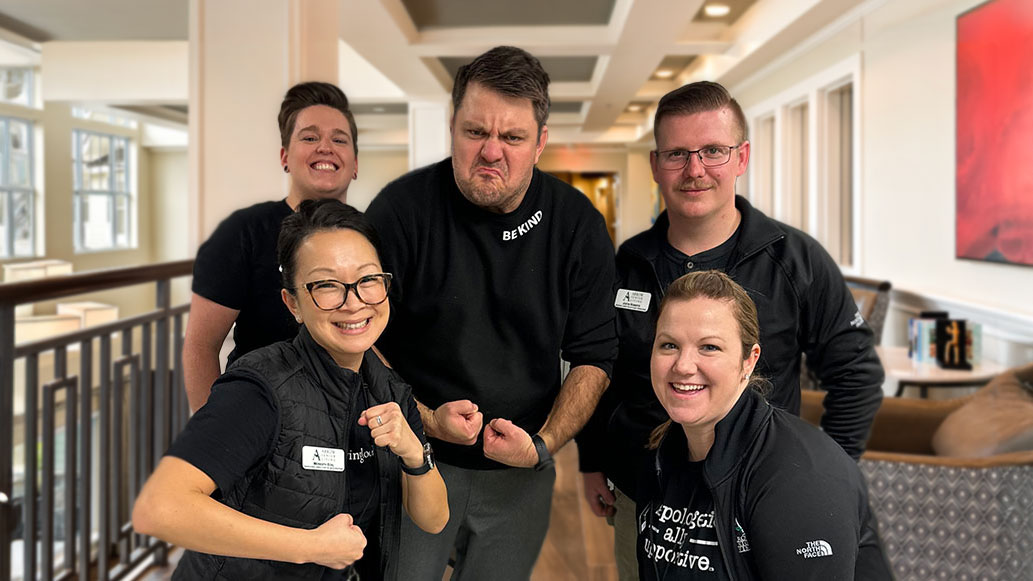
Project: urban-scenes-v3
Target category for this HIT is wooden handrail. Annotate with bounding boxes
[0,259,193,306]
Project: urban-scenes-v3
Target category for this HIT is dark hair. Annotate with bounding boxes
[653,81,749,144]
[647,270,767,449]
[452,46,551,136]
[277,82,358,155]
[277,199,381,290]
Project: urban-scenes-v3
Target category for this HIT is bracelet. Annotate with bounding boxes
[531,434,554,472]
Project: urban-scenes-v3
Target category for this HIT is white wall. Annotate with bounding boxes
[732,0,1033,365]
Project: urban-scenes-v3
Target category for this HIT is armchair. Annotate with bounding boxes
[801,378,1033,580]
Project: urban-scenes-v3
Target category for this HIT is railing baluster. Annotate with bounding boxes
[98,334,111,580]
[41,378,56,578]
[64,375,77,577]
[24,352,38,581]
[78,337,93,579]
[0,303,14,581]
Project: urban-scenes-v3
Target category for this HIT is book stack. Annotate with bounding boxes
[908,311,982,368]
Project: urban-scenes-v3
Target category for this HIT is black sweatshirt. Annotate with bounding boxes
[366,159,618,469]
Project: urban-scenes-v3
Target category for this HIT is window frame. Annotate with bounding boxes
[744,55,862,273]
[0,115,36,259]
[72,129,135,253]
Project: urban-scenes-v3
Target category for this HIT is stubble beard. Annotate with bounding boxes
[455,163,533,214]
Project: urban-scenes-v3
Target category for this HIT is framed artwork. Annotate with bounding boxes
[955,0,1033,266]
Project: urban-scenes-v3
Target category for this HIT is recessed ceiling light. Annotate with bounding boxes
[627,104,643,112]
[704,3,731,17]
[655,69,675,79]
[372,106,386,113]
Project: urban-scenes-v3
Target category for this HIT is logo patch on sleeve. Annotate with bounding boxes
[796,540,833,558]
[615,289,651,312]
[302,445,345,472]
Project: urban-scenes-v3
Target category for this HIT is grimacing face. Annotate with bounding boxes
[281,229,388,371]
[280,105,358,204]
[650,296,760,440]
[650,107,749,224]
[450,82,548,214]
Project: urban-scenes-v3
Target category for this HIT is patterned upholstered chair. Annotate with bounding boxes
[801,364,1033,580]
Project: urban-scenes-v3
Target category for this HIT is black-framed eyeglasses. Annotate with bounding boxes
[654,144,743,170]
[295,273,393,310]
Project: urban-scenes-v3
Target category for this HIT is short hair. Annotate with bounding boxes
[648,270,766,449]
[653,81,749,144]
[277,82,358,155]
[277,199,381,291]
[452,46,551,135]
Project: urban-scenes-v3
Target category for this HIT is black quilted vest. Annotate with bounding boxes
[174,326,408,580]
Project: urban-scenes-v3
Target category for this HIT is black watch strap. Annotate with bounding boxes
[531,434,554,472]
[401,442,434,476]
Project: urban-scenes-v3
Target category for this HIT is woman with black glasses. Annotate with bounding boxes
[134,199,448,580]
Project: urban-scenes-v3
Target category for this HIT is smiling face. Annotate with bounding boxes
[450,82,548,214]
[651,107,749,224]
[281,229,388,371]
[650,296,760,440]
[281,105,358,206]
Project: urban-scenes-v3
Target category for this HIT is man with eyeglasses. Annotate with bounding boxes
[576,81,883,579]
[365,46,617,580]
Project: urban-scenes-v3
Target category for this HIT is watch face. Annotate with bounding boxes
[424,442,435,469]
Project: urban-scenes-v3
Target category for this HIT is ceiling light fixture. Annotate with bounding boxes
[627,104,643,112]
[654,69,675,79]
[372,106,386,113]
[704,3,731,17]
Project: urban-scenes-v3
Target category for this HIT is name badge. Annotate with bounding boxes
[615,289,651,312]
[302,445,345,472]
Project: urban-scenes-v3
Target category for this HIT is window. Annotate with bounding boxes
[0,68,33,107]
[72,131,133,252]
[743,55,860,271]
[71,107,138,129]
[0,116,35,258]
[750,115,776,215]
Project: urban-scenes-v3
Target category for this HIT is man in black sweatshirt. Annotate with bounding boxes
[576,81,884,579]
[365,46,618,580]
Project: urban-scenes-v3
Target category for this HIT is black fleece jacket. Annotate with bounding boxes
[578,196,883,497]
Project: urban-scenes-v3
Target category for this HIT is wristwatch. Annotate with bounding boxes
[531,434,554,472]
[401,442,435,476]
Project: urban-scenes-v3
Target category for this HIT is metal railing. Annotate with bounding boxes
[0,260,193,581]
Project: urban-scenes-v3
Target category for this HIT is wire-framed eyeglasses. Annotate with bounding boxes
[295,273,393,310]
[654,144,743,170]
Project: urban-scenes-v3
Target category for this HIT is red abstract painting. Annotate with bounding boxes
[956,0,1033,266]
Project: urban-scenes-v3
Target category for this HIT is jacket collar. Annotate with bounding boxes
[622,196,785,269]
[656,388,773,486]
[291,325,361,403]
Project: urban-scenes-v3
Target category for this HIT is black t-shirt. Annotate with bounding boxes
[656,224,741,291]
[638,437,728,580]
[192,200,298,364]
[167,366,394,578]
[366,159,618,469]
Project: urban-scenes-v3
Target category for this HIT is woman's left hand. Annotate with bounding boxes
[359,403,424,469]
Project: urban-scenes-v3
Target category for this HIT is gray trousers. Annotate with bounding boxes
[611,485,641,581]
[398,460,556,581]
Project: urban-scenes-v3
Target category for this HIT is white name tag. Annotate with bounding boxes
[302,445,345,472]
[615,289,651,312]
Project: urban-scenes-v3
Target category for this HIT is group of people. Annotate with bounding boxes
[132,45,892,580]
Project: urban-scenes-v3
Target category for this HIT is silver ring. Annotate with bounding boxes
[376,415,383,426]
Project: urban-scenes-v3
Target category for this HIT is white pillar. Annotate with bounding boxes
[188,0,340,251]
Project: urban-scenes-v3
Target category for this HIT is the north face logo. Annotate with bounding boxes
[796,540,833,559]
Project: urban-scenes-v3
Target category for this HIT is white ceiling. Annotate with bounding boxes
[0,0,868,145]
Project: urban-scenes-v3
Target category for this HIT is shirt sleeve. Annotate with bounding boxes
[560,207,619,377]
[165,376,278,492]
[402,391,428,446]
[800,248,884,459]
[192,211,250,310]
[743,461,865,579]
